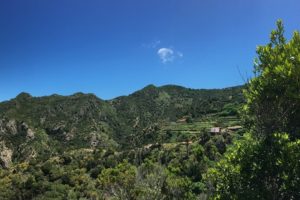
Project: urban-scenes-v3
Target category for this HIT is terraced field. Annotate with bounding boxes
[159,114,242,142]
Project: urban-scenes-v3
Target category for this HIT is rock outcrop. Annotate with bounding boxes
[0,119,35,139]
[0,141,13,168]
[20,122,35,139]
[0,119,18,135]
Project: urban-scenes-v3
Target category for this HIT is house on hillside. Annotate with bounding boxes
[227,126,242,131]
[210,127,221,134]
[209,126,242,135]
[177,118,187,123]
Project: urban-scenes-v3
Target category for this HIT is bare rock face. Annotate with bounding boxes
[0,119,35,139]
[5,119,18,135]
[0,119,18,135]
[26,128,35,139]
[2,119,18,135]
[90,132,99,147]
[20,122,35,139]
[0,142,13,169]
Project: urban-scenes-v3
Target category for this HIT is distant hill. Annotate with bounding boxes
[0,84,245,199]
[0,84,244,166]
[111,84,244,145]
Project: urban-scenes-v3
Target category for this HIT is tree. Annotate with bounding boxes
[97,161,137,200]
[243,20,300,138]
[205,133,300,200]
[205,20,300,199]
[164,174,195,200]
[135,160,167,200]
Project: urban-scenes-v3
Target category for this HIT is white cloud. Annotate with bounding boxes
[157,48,183,64]
[157,48,175,63]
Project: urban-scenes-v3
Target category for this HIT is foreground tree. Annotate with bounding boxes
[135,160,167,200]
[97,161,137,200]
[205,20,300,199]
[243,20,300,138]
[205,133,300,199]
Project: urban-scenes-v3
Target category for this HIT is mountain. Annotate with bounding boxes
[0,84,244,167]
[111,84,244,146]
[0,84,245,199]
[112,84,243,127]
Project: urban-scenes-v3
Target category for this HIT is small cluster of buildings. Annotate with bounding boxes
[209,125,242,134]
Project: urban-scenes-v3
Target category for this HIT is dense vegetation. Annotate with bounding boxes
[205,20,300,199]
[0,20,299,199]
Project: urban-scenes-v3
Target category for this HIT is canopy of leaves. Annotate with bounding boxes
[206,20,300,199]
[243,20,300,138]
[205,133,300,199]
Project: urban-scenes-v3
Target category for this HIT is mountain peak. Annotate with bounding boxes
[142,84,157,90]
[16,92,32,100]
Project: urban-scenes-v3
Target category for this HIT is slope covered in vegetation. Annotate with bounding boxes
[0,84,244,199]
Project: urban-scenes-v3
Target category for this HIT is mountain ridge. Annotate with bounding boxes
[1,84,244,103]
[0,83,244,170]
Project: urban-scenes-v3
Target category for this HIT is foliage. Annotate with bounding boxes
[206,20,300,199]
[98,161,137,200]
[243,20,300,138]
[205,133,300,199]
[135,160,167,199]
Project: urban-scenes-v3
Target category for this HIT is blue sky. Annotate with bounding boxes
[0,0,299,101]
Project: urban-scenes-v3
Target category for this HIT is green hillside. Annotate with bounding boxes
[0,84,244,199]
